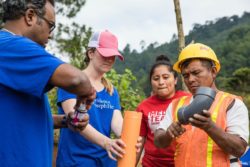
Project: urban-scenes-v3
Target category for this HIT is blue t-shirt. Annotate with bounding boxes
[56,87,121,167]
[0,31,64,167]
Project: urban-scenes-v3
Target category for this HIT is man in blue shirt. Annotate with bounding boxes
[0,0,95,166]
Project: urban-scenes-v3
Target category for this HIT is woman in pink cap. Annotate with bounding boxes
[56,30,127,167]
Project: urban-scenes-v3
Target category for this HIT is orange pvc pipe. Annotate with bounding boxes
[118,111,142,167]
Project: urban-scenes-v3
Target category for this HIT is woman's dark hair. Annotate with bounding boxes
[149,54,177,81]
[2,0,54,22]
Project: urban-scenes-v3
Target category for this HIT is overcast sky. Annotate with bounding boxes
[65,0,250,52]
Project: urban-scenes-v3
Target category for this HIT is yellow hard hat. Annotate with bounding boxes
[173,43,221,73]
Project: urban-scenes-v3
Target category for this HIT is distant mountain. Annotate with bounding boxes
[114,12,250,95]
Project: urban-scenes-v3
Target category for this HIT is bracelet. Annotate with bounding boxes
[61,115,68,128]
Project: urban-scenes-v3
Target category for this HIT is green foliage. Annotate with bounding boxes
[216,24,250,76]
[48,87,58,114]
[56,0,86,18]
[220,67,250,93]
[0,0,87,26]
[243,95,250,114]
[55,22,92,69]
[106,69,145,112]
[115,12,250,96]
[218,67,250,113]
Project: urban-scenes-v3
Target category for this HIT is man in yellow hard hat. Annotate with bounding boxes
[154,43,249,167]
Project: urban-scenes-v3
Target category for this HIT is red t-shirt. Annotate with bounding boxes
[136,91,190,167]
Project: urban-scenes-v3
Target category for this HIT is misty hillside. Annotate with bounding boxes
[114,12,250,95]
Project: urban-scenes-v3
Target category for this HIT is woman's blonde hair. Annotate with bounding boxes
[101,77,114,95]
[85,48,114,95]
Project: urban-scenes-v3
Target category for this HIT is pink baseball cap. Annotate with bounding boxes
[88,30,124,61]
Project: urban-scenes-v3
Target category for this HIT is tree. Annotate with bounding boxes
[173,0,188,91]
[106,69,145,112]
[173,0,185,51]
[55,22,92,69]
[56,0,86,18]
[225,67,250,93]
[219,67,250,111]
[0,0,87,26]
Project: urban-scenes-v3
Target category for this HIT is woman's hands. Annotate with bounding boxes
[104,138,126,160]
[104,137,143,161]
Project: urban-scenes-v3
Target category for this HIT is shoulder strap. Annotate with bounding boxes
[226,99,235,112]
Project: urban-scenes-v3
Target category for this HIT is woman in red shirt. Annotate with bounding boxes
[136,55,190,167]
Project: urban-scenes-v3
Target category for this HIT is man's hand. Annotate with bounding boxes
[189,110,215,131]
[166,122,186,138]
[67,111,89,132]
[75,87,96,110]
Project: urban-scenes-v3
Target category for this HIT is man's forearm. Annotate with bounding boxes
[49,64,93,96]
[53,114,68,129]
[205,124,247,157]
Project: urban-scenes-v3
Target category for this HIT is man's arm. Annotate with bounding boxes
[49,64,95,130]
[190,102,249,158]
[154,105,174,148]
[53,114,67,129]
[49,64,96,109]
[154,103,186,148]
[204,121,247,157]
[154,122,185,148]
[53,113,89,132]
